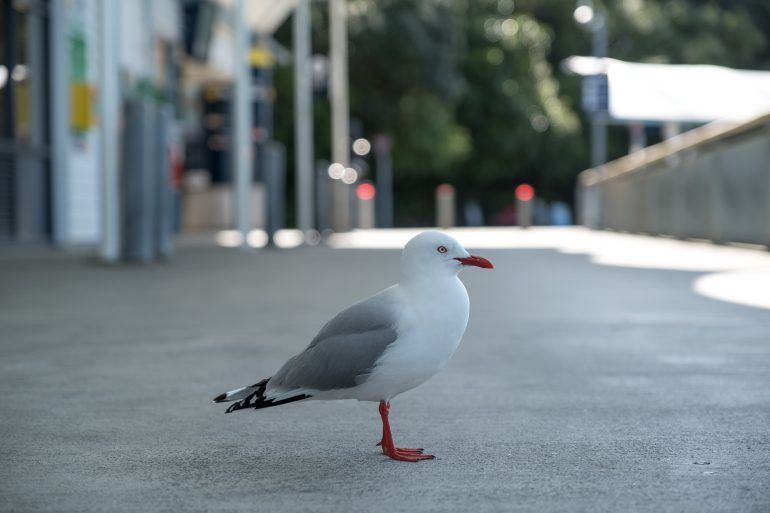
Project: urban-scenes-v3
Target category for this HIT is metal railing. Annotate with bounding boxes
[577,112,770,248]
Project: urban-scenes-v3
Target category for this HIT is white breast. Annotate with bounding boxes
[353,277,470,401]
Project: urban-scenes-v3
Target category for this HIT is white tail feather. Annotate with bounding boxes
[213,382,263,403]
[225,386,255,402]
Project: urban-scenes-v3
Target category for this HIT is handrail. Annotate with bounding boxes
[578,111,770,186]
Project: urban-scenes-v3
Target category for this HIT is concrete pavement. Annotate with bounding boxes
[1,229,769,512]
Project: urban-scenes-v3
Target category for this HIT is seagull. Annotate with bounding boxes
[213,231,493,462]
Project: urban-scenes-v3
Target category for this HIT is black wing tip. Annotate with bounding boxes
[218,377,282,413]
[225,393,312,414]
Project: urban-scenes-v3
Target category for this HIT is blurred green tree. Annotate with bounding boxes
[347,0,469,225]
[454,1,583,218]
[346,0,582,223]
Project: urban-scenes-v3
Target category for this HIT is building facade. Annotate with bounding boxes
[0,0,202,248]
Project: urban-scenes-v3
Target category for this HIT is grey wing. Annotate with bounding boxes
[268,291,399,393]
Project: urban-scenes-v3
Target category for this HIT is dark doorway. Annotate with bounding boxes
[0,0,50,245]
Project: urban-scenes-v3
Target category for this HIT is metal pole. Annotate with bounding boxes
[436,184,455,229]
[629,123,647,153]
[329,0,350,232]
[374,134,393,228]
[294,0,314,234]
[357,182,375,229]
[98,0,121,262]
[590,14,608,168]
[593,13,608,58]
[591,115,607,168]
[516,198,532,228]
[50,0,70,245]
[233,0,253,247]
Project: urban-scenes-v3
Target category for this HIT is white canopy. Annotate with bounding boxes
[564,57,770,123]
[189,0,300,80]
[215,0,301,35]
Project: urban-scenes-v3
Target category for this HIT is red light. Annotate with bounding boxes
[436,183,455,198]
[515,184,534,202]
[356,183,376,201]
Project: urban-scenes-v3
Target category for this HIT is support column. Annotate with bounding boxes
[97,0,121,262]
[590,13,608,168]
[294,0,314,235]
[50,0,70,245]
[329,0,350,232]
[232,0,253,247]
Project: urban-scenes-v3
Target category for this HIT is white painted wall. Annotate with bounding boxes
[61,0,101,245]
[119,0,181,80]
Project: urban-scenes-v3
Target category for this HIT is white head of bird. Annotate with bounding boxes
[400,231,493,282]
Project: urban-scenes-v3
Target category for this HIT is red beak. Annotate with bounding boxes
[454,255,494,269]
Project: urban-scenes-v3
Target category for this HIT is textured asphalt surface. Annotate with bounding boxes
[1,235,769,512]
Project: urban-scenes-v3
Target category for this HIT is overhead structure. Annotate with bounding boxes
[564,57,770,123]
[215,0,302,35]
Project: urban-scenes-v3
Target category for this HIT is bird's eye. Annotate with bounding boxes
[437,246,448,254]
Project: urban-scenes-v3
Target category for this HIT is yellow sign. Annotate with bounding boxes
[70,82,94,132]
[249,47,274,68]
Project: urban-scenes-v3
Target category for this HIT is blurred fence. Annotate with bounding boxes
[577,112,770,248]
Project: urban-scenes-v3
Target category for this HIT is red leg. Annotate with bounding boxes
[376,401,388,447]
[378,400,434,462]
[375,401,422,453]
